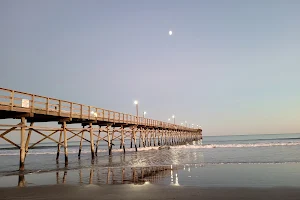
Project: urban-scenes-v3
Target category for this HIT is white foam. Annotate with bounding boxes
[0,146,159,156]
[1,142,300,156]
[171,142,300,149]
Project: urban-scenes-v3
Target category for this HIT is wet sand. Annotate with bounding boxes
[0,184,300,200]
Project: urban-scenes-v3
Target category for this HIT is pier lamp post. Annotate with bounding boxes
[168,118,171,122]
[185,121,187,127]
[172,115,175,124]
[143,111,147,118]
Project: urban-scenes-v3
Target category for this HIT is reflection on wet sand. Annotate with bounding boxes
[17,165,180,187]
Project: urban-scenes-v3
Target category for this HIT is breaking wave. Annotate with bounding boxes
[0,146,159,156]
[171,142,300,149]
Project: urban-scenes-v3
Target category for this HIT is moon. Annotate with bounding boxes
[169,30,173,36]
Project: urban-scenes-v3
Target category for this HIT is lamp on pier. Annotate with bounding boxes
[143,111,147,118]
[172,115,175,124]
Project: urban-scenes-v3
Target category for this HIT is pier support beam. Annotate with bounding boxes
[139,128,142,148]
[89,123,95,159]
[78,126,84,159]
[56,127,63,161]
[132,126,138,152]
[107,125,112,156]
[121,126,125,153]
[109,128,114,155]
[63,121,68,165]
[95,127,101,156]
[19,117,26,171]
[24,122,34,158]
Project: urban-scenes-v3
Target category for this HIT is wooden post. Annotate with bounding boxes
[109,128,114,155]
[158,130,161,146]
[153,129,156,146]
[63,121,68,165]
[145,129,148,147]
[120,129,123,149]
[130,134,133,148]
[78,126,84,159]
[95,127,101,156]
[25,122,34,158]
[143,129,147,148]
[149,130,152,146]
[19,117,26,171]
[89,123,95,159]
[107,125,111,156]
[56,128,62,161]
[121,126,125,153]
[133,126,137,152]
[165,130,167,145]
[139,128,142,148]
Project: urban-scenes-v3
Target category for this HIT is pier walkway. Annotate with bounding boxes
[0,88,202,171]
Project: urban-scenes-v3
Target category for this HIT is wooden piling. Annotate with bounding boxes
[24,122,34,158]
[95,127,101,156]
[153,129,156,146]
[109,128,114,154]
[133,127,137,152]
[146,130,149,146]
[121,126,125,153]
[63,121,68,165]
[19,117,26,171]
[143,129,146,147]
[107,125,111,155]
[78,126,84,159]
[89,123,95,159]
[139,128,142,148]
[56,129,62,161]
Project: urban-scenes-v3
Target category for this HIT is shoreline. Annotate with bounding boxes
[1,184,300,200]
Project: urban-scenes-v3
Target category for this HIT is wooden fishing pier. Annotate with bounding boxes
[0,88,202,171]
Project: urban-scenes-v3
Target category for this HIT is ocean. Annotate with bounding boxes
[1,133,300,187]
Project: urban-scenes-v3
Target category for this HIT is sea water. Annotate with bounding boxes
[1,133,300,187]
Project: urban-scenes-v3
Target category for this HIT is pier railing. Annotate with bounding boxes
[0,88,196,131]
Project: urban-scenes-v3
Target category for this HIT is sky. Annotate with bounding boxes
[0,0,300,136]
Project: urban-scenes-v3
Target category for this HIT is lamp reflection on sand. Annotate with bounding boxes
[170,167,180,186]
